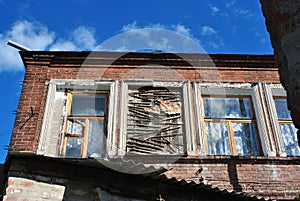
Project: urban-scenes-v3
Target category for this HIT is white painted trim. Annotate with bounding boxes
[263,83,287,157]
[118,80,129,155]
[183,81,196,155]
[38,79,116,158]
[106,80,119,158]
[37,82,56,155]
[193,82,206,155]
[252,83,276,157]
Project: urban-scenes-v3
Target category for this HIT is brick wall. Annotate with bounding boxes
[162,157,300,200]
[3,177,65,201]
[8,52,296,200]
[10,52,279,153]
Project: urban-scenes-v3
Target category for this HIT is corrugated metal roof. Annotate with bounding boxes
[5,153,272,201]
[91,157,272,201]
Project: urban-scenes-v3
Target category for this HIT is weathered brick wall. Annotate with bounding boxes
[8,52,293,200]
[260,0,300,139]
[163,157,300,200]
[10,52,279,153]
[3,177,65,201]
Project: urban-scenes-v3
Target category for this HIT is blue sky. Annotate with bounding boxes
[0,0,273,163]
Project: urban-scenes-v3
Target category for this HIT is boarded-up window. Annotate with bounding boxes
[126,86,184,154]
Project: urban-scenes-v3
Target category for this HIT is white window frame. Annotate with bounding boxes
[194,82,276,157]
[263,83,299,157]
[37,79,118,158]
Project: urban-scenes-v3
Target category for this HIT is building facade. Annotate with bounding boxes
[2,51,300,200]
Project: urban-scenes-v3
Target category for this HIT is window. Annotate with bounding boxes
[264,83,300,157]
[118,81,194,156]
[63,93,108,158]
[126,86,184,155]
[273,97,300,156]
[203,96,260,156]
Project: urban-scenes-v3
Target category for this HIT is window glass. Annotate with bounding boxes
[65,138,82,157]
[280,123,300,156]
[203,96,259,156]
[87,121,104,157]
[274,98,300,156]
[233,123,258,156]
[204,97,252,118]
[64,93,107,158]
[206,122,231,155]
[67,119,85,134]
[274,99,291,119]
[71,95,106,116]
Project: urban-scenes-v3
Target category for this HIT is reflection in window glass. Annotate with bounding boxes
[65,138,82,157]
[87,121,104,157]
[206,122,231,155]
[65,93,107,158]
[204,97,252,118]
[233,123,258,156]
[203,96,259,156]
[71,96,106,116]
[274,99,291,119]
[280,123,300,156]
[67,119,85,134]
[274,98,300,156]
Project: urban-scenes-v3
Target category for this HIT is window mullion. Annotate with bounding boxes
[81,118,89,158]
[227,121,236,155]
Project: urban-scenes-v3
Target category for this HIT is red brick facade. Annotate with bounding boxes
[5,51,299,200]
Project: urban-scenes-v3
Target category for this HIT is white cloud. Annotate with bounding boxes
[254,31,268,44]
[122,22,195,40]
[224,0,254,19]
[49,26,97,51]
[122,21,139,32]
[208,41,220,49]
[209,4,220,16]
[200,26,217,36]
[233,8,254,18]
[199,26,224,50]
[7,20,54,50]
[172,24,193,38]
[0,20,55,72]
[0,20,97,72]
[98,22,204,53]
[49,41,78,51]
[73,26,96,49]
[225,0,236,8]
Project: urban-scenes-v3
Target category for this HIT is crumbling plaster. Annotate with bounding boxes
[260,0,300,141]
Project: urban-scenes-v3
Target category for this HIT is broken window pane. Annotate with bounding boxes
[71,95,106,116]
[204,97,252,118]
[65,138,82,157]
[206,122,231,155]
[233,123,258,156]
[67,119,85,134]
[280,123,300,156]
[87,120,104,157]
